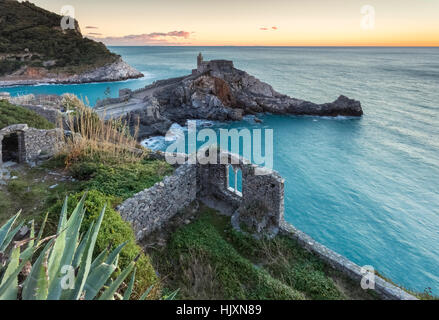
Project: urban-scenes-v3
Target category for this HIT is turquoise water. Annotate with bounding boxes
[2,47,439,294]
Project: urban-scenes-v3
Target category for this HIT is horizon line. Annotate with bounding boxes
[105,45,439,48]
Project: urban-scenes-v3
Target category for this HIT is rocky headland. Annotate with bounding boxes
[0,0,143,86]
[0,57,143,87]
[95,54,363,139]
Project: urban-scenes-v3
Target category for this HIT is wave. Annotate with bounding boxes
[141,136,166,150]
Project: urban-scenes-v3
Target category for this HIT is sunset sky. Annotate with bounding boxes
[30,0,439,46]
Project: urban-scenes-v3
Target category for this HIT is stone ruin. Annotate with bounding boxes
[117,148,418,300]
[0,124,64,166]
[118,148,284,240]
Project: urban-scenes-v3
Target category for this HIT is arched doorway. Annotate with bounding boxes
[1,132,22,163]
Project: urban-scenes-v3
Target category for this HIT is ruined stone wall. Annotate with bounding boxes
[0,124,27,164]
[120,150,285,240]
[117,163,198,240]
[0,124,64,165]
[197,151,285,235]
[117,149,417,300]
[279,222,417,300]
[23,127,64,162]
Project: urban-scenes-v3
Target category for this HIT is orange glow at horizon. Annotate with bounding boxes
[30,0,439,47]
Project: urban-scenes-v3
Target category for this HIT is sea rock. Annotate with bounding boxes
[94,56,364,138]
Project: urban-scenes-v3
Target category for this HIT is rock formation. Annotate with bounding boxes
[95,55,363,139]
[0,0,143,86]
[0,58,143,86]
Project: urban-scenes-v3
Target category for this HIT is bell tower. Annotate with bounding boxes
[197,52,203,69]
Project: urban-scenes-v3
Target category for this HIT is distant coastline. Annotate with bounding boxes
[0,58,143,87]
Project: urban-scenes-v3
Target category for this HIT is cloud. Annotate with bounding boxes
[260,26,278,31]
[88,30,193,45]
[85,26,99,29]
[87,32,102,36]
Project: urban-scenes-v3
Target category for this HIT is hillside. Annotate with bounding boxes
[0,0,142,85]
[0,99,55,130]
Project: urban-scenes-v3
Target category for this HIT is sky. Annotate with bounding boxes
[29,0,439,46]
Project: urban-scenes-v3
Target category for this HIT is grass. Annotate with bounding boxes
[0,163,83,225]
[0,100,55,130]
[149,204,377,300]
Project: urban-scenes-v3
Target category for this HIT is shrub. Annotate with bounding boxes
[48,190,158,298]
[72,159,173,199]
[0,196,143,300]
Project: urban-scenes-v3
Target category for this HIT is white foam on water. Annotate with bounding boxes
[141,136,166,150]
[165,123,185,142]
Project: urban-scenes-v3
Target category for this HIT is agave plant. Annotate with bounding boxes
[0,194,150,300]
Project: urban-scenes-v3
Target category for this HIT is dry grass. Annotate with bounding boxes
[179,249,220,299]
[59,94,146,166]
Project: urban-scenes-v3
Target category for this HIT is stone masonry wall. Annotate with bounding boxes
[117,163,197,240]
[0,124,64,165]
[24,127,64,162]
[197,151,285,235]
[279,222,417,300]
[117,149,417,300]
[120,150,286,240]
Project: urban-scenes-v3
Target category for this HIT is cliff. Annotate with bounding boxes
[95,56,363,139]
[0,0,143,86]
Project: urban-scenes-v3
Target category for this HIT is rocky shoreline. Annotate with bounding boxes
[0,58,143,87]
[95,54,363,139]
[2,54,364,141]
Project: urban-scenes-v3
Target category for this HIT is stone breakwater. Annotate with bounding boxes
[0,58,143,87]
[95,55,363,139]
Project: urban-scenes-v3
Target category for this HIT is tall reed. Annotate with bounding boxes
[60,94,145,166]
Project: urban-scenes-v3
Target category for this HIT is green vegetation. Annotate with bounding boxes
[70,158,173,199]
[0,0,118,76]
[0,100,55,130]
[0,152,173,298]
[47,191,159,298]
[2,94,426,300]
[0,94,173,297]
[0,164,83,225]
[0,196,147,300]
[150,205,376,300]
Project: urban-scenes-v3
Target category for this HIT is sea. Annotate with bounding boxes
[2,46,439,295]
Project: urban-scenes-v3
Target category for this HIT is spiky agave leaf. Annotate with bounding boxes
[98,260,135,300]
[0,211,20,251]
[139,285,154,300]
[47,195,87,299]
[21,239,53,300]
[83,242,126,300]
[0,221,24,253]
[0,249,33,299]
[123,268,136,300]
[0,246,20,300]
[69,204,106,300]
